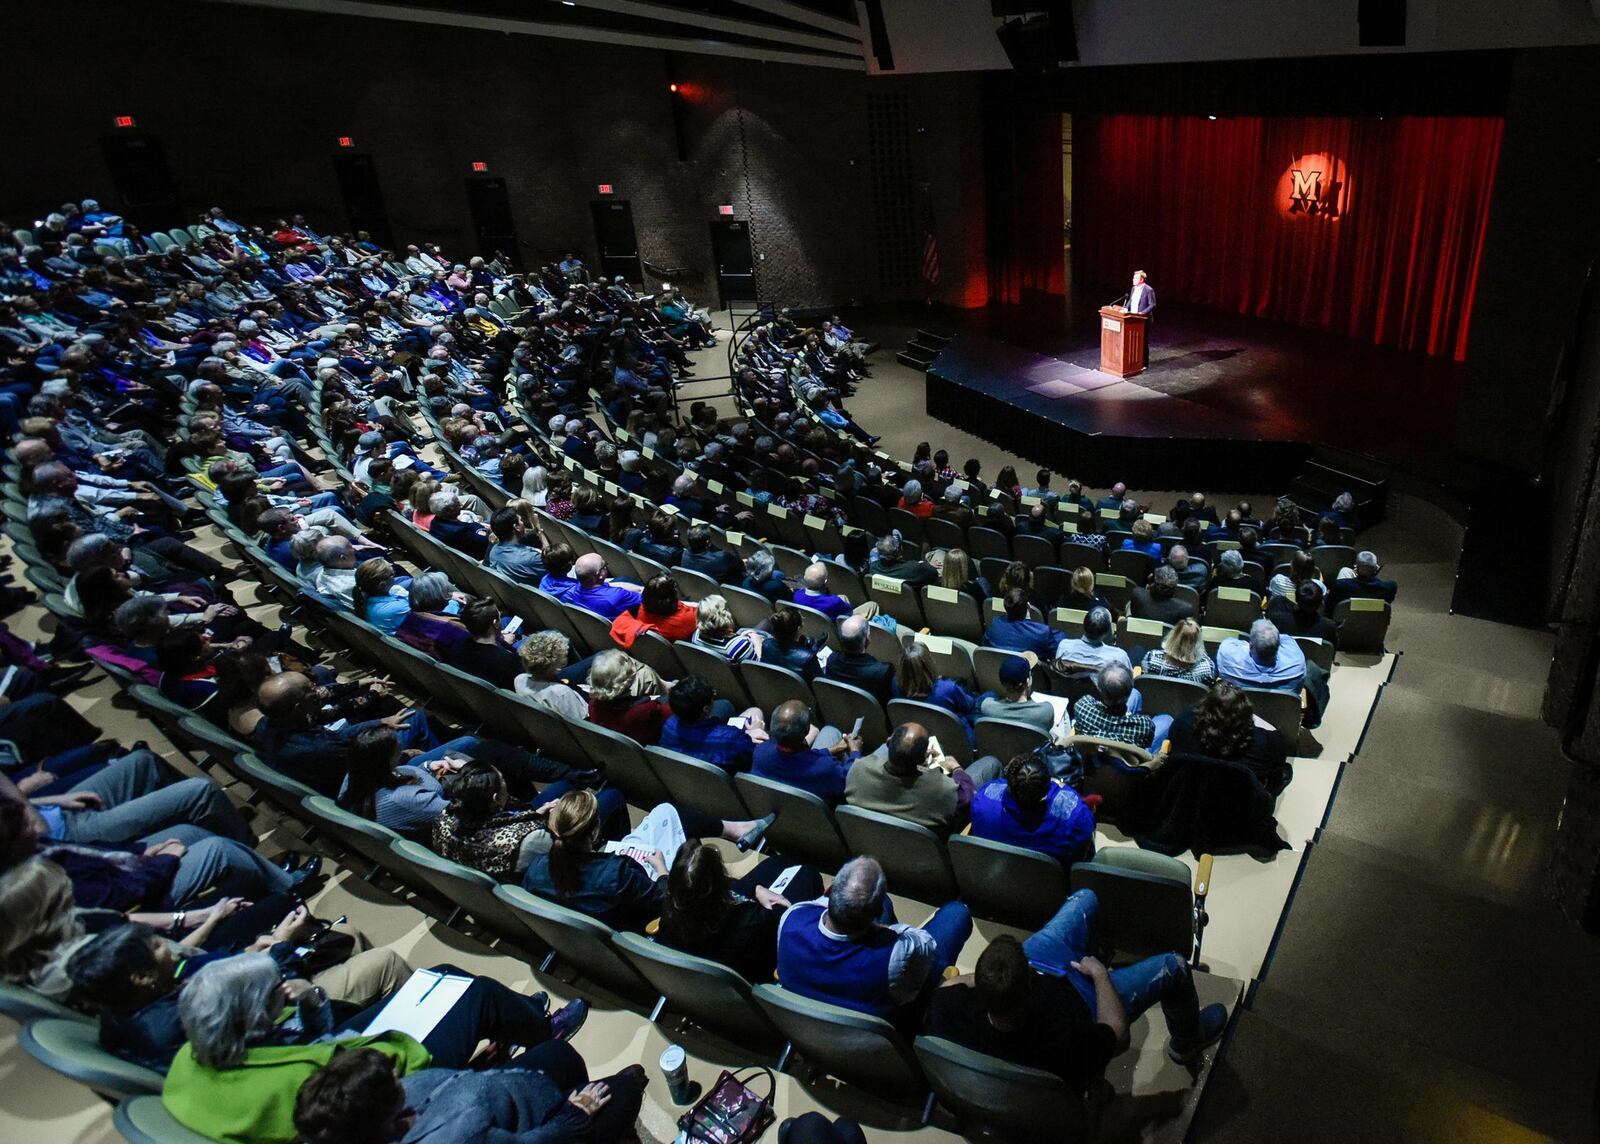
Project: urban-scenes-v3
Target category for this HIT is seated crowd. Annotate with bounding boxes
[0,196,1396,1139]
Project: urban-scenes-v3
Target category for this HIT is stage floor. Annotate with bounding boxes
[916,297,1467,490]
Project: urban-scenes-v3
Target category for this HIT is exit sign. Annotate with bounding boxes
[113,115,136,128]
[718,204,735,216]
[471,161,488,172]
[337,136,354,148]
[597,184,614,195]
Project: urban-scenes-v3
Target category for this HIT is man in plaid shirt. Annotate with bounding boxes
[1070,663,1171,751]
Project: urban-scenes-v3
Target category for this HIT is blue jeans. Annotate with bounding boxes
[1023,889,1201,1043]
[1126,690,1173,750]
[880,898,972,983]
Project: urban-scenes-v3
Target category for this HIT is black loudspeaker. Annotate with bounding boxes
[995,3,1076,72]
[1358,0,1406,46]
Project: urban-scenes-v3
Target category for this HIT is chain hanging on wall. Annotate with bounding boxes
[735,91,761,306]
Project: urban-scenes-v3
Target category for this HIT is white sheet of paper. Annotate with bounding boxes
[362,969,474,1042]
[766,864,802,896]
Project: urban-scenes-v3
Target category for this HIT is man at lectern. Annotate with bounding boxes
[1127,270,1155,366]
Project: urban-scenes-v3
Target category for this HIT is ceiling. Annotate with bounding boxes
[199,0,870,69]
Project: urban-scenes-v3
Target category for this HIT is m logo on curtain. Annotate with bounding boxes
[1288,168,1339,216]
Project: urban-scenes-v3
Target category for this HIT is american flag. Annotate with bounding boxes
[920,185,940,286]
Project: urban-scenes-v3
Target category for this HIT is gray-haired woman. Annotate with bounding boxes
[164,951,587,1144]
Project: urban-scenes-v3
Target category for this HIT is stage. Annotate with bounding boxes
[921,299,1468,492]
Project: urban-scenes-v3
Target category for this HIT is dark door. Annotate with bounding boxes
[464,176,522,268]
[331,153,394,249]
[709,219,756,310]
[98,133,180,228]
[590,200,642,283]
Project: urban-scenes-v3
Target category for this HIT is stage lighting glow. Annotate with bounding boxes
[1207,115,1218,121]
[1278,153,1349,220]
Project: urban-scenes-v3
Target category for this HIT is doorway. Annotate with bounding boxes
[709,219,756,311]
[331,153,394,250]
[590,200,642,283]
[464,176,522,268]
[98,133,179,228]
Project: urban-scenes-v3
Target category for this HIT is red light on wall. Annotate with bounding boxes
[337,136,354,148]
[113,115,136,129]
[597,184,614,195]
[718,204,735,216]
[471,161,488,172]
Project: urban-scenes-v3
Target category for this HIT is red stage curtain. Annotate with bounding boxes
[1073,114,1503,360]
[984,103,1065,306]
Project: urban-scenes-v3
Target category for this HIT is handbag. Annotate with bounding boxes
[676,1067,775,1144]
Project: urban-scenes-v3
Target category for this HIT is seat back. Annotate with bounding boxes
[628,629,685,680]
[887,699,973,765]
[113,1094,218,1144]
[1011,533,1057,569]
[670,565,721,602]
[914,1036,1085,1136]
[734,773,851,868]
[612,932,780,1046]
[1135,675,1209,719]
[753,985,925,1094]
[647,745,752,821]
[947,834,1067,929]
[493,884,653,995]
[1059,540,1107,570]
[1203,586,1263,631]
[909,632,976,687]
[1116,616,1168,662]
[1068,849,1195,964]
[673,639,754,707]
[1075,740,1159,826]
[1310,544,1357,582]
[1108,548,1155,584]
[232,752,318,815]
[835,805,957,903]
[920,585,983,643]
[1093,572,1133,613]
[972,717,1049,763]
[972,647,1029,696]
[812,678,891,751]
[966,526,1010,562]
[866,574,926,630]
[722,582,778,631]
[20,1018,164,1098]
[741,660,816,718]
[299,796,406,880]
[563,604,618,657]
[1242,685,1303,743]
[389,839,529,944]
[1332,596,1390,653]
[567,720,670,806]
[1293,634,1336,674]
[0,980,89,1024]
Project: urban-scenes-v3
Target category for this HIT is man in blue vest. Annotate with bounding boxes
[776,856,971,1026]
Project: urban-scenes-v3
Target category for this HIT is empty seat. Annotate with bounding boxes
[19,1018,163,1099]
[1332,596,1390,653]
[612,932,782,1048]
[1067,849,1212,965]
[753,985,928,1099]
[734,773,851,869]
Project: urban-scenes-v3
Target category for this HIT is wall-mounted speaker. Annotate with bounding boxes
[994,2,1075,72]
[1358,0,1406,46]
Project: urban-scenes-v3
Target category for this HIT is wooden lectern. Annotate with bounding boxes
[1098,306,1147,378]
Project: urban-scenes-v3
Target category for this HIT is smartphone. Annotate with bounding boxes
[850,716,864,737]
[503,615,525,636]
